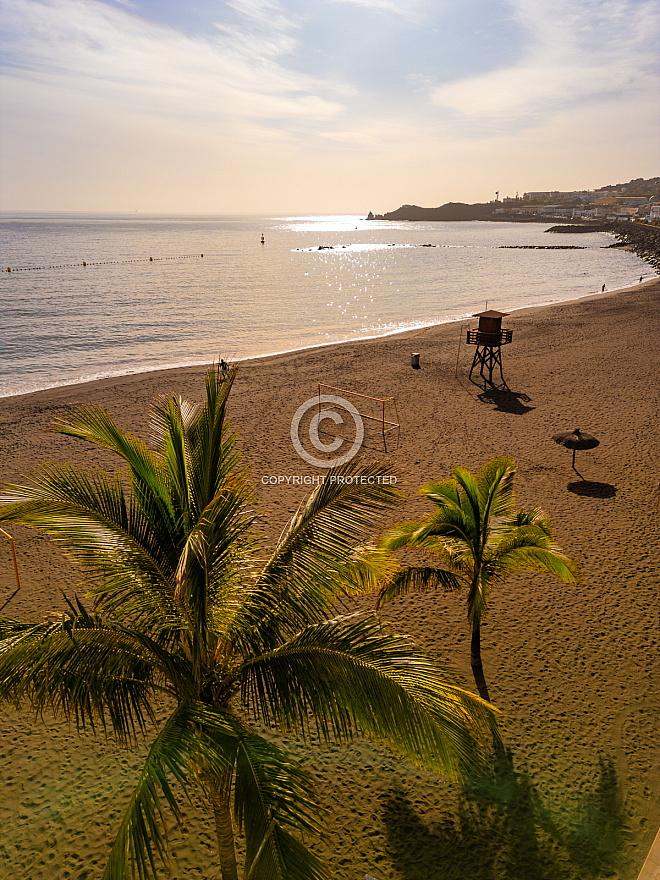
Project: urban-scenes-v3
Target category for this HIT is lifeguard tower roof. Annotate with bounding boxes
[473,309,509,318]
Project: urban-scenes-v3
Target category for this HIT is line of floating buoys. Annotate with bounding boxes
[4,254,204,272]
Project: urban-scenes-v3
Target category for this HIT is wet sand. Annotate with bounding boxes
[1,278,659,879]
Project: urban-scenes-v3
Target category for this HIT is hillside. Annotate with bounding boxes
[370,175,659,222]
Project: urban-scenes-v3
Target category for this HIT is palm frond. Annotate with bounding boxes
[501,506,553,536]
[451,467,482,534]
[0,468,184,631]
[168,704,330,880]
[102,708,191,880]
[174,479,256,676]
[493,545,580,583]
[102,702,237,880]
[53,406,178,544]
[380,519,429,551]
[245,823,331,880]
[187,367,243,514]
[333,544,399,597]
[423,508,475,550]
[231,462,403,652]
[476,457,516,523]
[377,565,463,608]
[0,617,33,639]
[381,510,474,568]
[239,615,496,779]
[231,727,328,879]
[489,523,555,555]
[0,604,162,740]
[194,477,256,600]
[419,479,462,510]
[150,394,193,532]
[487,518,580,583]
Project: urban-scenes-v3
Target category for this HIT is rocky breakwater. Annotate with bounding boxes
[546,221,660,272]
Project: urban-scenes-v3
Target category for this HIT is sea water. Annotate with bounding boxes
[0,213,652,398]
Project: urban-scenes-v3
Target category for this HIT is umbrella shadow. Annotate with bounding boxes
[567,481,616,498]
[477,388,535,415]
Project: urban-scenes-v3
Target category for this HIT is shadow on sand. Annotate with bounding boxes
[567,481,617,498]
[477,388,535,415]
[471,663,492,703]
[380,751,630,880]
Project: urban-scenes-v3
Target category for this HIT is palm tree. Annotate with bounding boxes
[0,367,497,880]
[378,457,579,669]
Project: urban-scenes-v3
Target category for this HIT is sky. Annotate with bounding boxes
[0,0,658,213]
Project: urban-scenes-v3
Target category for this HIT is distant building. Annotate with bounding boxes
[541,205,572,216]
[572,208,602,219]
[523,191,584,202]
[615,196,648,206]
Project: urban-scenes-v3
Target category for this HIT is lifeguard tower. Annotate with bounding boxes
[466,309,513,388]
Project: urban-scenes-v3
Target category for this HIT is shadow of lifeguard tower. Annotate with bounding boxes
[467,309,513,389]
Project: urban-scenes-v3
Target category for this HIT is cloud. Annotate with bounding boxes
[328,0,431,24]
[0,0,346,134]
[429,0,660,128]
[0,0,657,212]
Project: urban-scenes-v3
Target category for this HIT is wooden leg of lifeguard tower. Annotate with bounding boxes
[469,348,480,382]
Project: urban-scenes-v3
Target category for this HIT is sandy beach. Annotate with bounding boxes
[1,278,659,879]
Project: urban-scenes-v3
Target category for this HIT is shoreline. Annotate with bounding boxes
[2,273,657,405]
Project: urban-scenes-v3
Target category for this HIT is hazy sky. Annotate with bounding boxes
[1,0,658,213]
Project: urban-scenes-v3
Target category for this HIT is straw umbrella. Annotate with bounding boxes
[553,428,600,470]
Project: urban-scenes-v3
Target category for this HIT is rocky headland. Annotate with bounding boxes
[368,203,575,223]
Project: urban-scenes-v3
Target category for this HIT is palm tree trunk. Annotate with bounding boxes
[470,623,482,667]
[210,775,239,880]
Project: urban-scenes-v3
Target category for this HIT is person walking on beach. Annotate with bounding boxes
[602,283,606,291]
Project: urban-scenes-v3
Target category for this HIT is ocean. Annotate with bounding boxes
[0,212,653,398]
